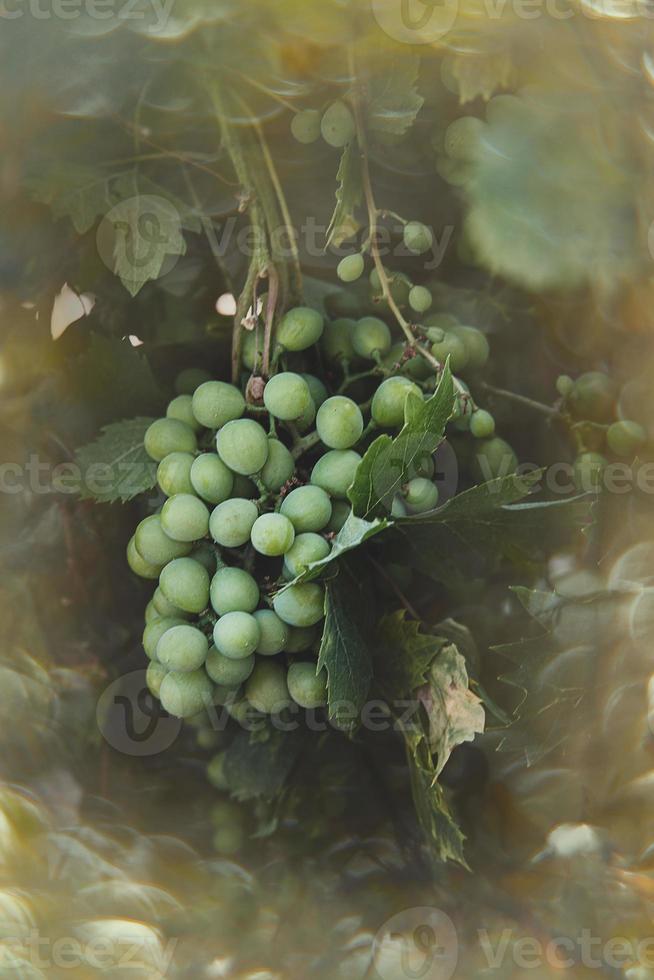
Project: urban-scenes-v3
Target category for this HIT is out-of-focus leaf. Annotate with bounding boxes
[222,724,305,801]
[325,143,363,249]
[68,334,163,424]
[75,418,157,503]
[367,53,424,137]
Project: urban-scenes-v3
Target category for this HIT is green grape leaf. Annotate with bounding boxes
[325,142,363,249]
[26,164,120,235]
[317,557,374,731]
[348,362,454,519]
[375,610,445,700]
[406,736,468,867]
[75,417,157,503]
[222,723,305,801]
[281,513,390,588]
[367,53,424,136]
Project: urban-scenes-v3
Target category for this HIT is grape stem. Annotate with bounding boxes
[479,382,560,419]
[290,428,322,460]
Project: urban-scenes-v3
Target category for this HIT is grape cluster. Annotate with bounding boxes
[290,101,355,148]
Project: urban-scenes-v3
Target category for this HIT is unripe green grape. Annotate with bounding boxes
[144,418,197,462]
[404,352,433,381]
[161,494,210,543]
[573,452,606,491]
[263,372,311,421]
[324,290,363,319]
[213,611,261,660]
[606,420,646,457]
[157,624,209,672]
[260,439,295,492]
[175,367,212,395]
[210,566,259,615]
[316,396,364,450]
[146,661,167,698]
[409,286,433,314]
[311,449,361,498]
[273,582,325,627]
[403,221,433,255]
[216,419,269,475]
[250,513,295,556]
[281,485,332,533]
[153,586,188,619]
[321,100,355,147]
[431,332,469,372]
[286,624,319,653]
[556,374,575,397]
[391,495,408,517]
[301,373,329,408]
[241,330,260,371]
[159,669,214,718]
[190,453,234,505]
[404,477,439,514]
[211,808,245,855]
[456,326,490,370]
[253,609,289,655]
[144,600,161,624]
[166,394,202,432]
[325,500,351,533]
[127,536,162,580]
[209,498,258,548]
[443,116,485,160]
[568,372,616,422]
[473,437,518,481]
[196,728,221,750]
[231,474,258,498]
[157,452,195,497]
[189,541,217,574]
[470,409,495,439]
[245,661,291,714]
[206,751,229,790]
[159,558,210,614]
[283,532,330,578]
[206,646,254,686]
[287,662,328,709]
[321,318,356,363]
[337,253,364,283]
[142,616,187,660]
[191,381,245,430]
[295,397,317,433]
[135,515,192,566]
[371,376,421,428]
[277,307,324,351]
[352,317,392,360]
[291,108,321,144]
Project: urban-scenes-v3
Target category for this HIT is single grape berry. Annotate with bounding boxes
[311,450,361,499]
[568,372,616,423]
[287,662,328,709]
[127,536,162,580]
[280,485,332,533]
[145,600,161,624]
[206,752,229,790]
[159,670,214,719]
[191,381,245,430]
[216,419,269,475]
[143,616,187,660]
[273,582,325,627]
[404,477,439,514]
[391,495,407,517]
[470,409,496,439]
[352,317,392,360]
[263,372,311,421]
[161,494,210,543]
[159,558,210,614]
[409,286,433,314]
[325,500,351,533]
[301,373,329,408]
[403,221,433,255]
[291,108,321,144]
[146,661,167,698]
[157,452,195,497]
[321,100,355,148]
[260,439,295,492]
[250,513,296,556]
[316,396,364,450]
[573,452,607,491]
[253,609,289,656]
[134,515,191,566]
[371,376,421,429]
[210,566,259,615]
[321,318,356,363]
[152,586,188,619]
[295,398,317,433]
[175,367,212,395]
[324,290,363,319]
[277,307,324,351]
[245,661,291,714]
[166,394,202,432]
[190,453,234,505]
[606,420,646,457]
[473,437,518,481]
[209,498,258,548]
[283,532,331,578]
[337,254,364,283]
[556,374,575,397]
[431,332,469,372]
[189,542,217,575]
[456,326,490,370]
[443,116,485,161]
[285,625,319,653]
[144,418,197,462]
[241,331,260,371]
[156,624,209,672]
[206,646,254,686]
[213,611,261,660]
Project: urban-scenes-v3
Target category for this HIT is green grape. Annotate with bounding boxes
[212,822,245,857]
[291,108,321,144]
[283,532,331,578]
[127,536,162,580]
[146,661,167,698]
[470,409,496,438]
[337,253,364,283]
[189,541,217,574]
[157,624,209,672]
[568,372,616,422]
[325,289,364,319]
[260,439,295,492]
[159,669,214,719]
[286,624,319,653]
[295,397,317,433]
[144,600,161,624]
[134,515,192,566]
[443,116,484,160]
[371,376,421,428]
[210,566,259,615]
[311,449,361,498]
[191,381,245,430]
[606,420,646,457]
[301,373,329,408]
[455,325,490,370]
[556,374,575,397]
[245,661,291,713]
[409,286,433,313]
[206,646,254,686]
[316,396,364,449]
[325,500,351,533]
[473,437,518,481]
[175,367,212,395]
[159,558,210,614]
[213,611,261,660]
[142,616,187,660]
[403,221,433,255]
[152,586,188,619]
[263,372,311,421]
[157,452,195,497]
[352,317,392,360]
[391,495,407,517]
[216,419,269,475]
[321,100,355,147]
[404,352,433,381]
[273,582,325,627]
[241,330,260,371]
[253,609,289,655]
[321,318,356,363]
[231,474,258,498]
[287,662,328,709]
[206,751,229,790]
[196,728,220,750]
[144,418,197,462]
[161,494,210,543]
[250,513,295,556]
[209,498,258,548]
[280,485,332,533]
[190,453,234,505]
[404,477,439,514]
[573,452,606,491]
[166,394,202,432]
[276,307,324,351]
[431,332,469,372]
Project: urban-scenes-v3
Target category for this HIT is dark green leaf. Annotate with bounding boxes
[68,334,163,426]
[406,739,468,867]
[26,164,120,235]
[75,417,157,503]
[222,724,305,801]
[375,610,445,700]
